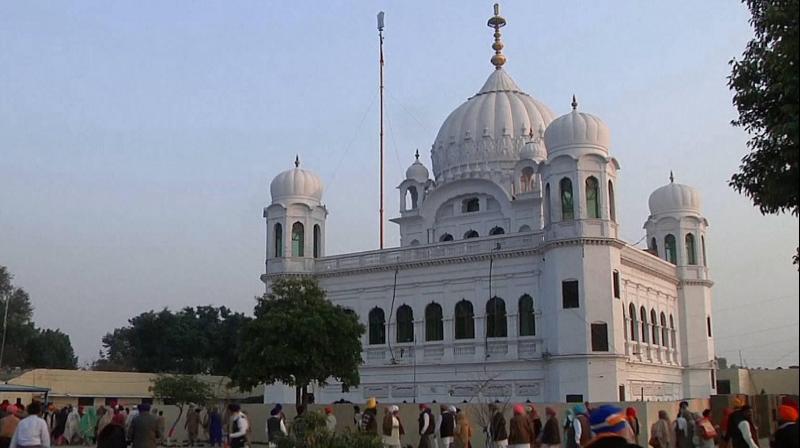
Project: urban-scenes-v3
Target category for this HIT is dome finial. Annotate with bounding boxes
[295,155,300,168]
[487,4,507,70]
[571,94,578,111]
[669,170,674,183]
[415,149,420,161]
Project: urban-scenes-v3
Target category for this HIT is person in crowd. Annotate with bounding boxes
[675,402,693,448]
[9,402,50,448]
[353,405,363,431]
[43,404,57,439]
[508,404,534,448]
[694,410,716,448]
[488,403,508,448]
[207,408,222,448]
[63,406,81,445]
[418,404,435,448]
[719,407,734,448]
[625,408,640,446]
[265,407,286,448]
[526,406,541,443]
[362,399,379,435]
[128,404,160,448]
[539,407,561,448]
[324,406,337,433]
[125,406,139,440]
[96,406,113,440]
[79,406,97,445]
[227,404,248,448]
[727,405,758,448]
[155,411,165,447]
[0,406,23,448]
[564,409,579,448]
[52,406,68,445]
[97,412,126,448]
[382,405,402,448]
[455,408,472,448]
[0,402,10,418]
[584,405,638,448]
[185,407,201,446]
[573,404,592,448]
[440,405,456,448]
[770,404,798,448]
[651,410,675,448]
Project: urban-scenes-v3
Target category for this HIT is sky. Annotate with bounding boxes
[1,1,797,369]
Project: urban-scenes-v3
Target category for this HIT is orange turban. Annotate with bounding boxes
[733,396,746,409]
[779,405,798,422]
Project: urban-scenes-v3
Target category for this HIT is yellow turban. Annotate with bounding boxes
[366,397,377,409]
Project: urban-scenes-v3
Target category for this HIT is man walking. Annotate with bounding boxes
[128,404,160,448]
[185,408,200,446]
[418,404,435,448]
[9,402,50,448]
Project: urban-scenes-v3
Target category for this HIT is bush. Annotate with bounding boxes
[274,411,381,448]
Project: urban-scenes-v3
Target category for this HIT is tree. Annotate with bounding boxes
[96,306,250,375]
[151,375,214,439]
[231,277,365,405]
[0,265,77,369]
[728,0,799,263]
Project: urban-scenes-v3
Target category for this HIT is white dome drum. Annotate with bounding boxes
[431,69,555,184]
[405,151,430,184]
[648,177,701,215]
[269,157,323,203]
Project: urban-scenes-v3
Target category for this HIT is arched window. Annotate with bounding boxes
[520,167,534,193]
[368,308,385,345]
[440,233,454,242]
[608,180,616,221]
[669,315,676,348]
[623,304,628,341]
[313,224,321,258]
[519,225,532,232]
[701,235,708,267]
[650,309,659,345]
[544,183,551,224]
[640,307,649,343]
[274,223,283,257]
[291,222,305,257]
[396,305,414,343]
[685,233,697,265]
[489,226,505,236]
[462,198,480,213]
[664,234,677,264]
[409,239,420,246]
[518,295,535,336]
[464,230,479,239]
[586,176,600,219]
[649,237,658,256]
[660,312,669,348]
[407,187,419,210]
[560,178,574,221]
[629,303,638,341]
[425,302,443,342]
[454,300,474,340]
[486,296,507,338]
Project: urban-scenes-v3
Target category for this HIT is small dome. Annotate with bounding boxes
[544,98,611,154]
[406,151,429,183]
[648,176,701,215]
[520,139,547,162]
[270,157,323,203]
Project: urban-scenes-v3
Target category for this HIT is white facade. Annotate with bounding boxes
[261,7,716,404]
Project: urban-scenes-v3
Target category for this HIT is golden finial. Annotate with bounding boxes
[487,3,507,70]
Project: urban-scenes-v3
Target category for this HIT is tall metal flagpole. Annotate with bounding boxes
[0,291,10,370]
[378,11,385,249]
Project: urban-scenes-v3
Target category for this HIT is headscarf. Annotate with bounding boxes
[80,407,98,439]
[513,404,525,415]
[448,405,457,414]
[324,406,333,415]
[590,405,628,435]
[366,398,377,410]
[733,396,746,409]
[545,407,556,417]
[779,405,799,423]
[573,404,587,416]
[564,408,575,426]
[527,405,539,419]
[390,405,400,414]
[111,413,126,426]
[625,407,637,418]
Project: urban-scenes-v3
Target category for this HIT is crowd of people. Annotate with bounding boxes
[0,397,795,448]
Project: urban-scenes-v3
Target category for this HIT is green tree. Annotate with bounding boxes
[26,329,78,369]
[231,277,365,405]
[151,374,214,438]
[728,1,799,228]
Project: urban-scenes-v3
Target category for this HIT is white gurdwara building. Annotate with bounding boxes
[261,7,716,403]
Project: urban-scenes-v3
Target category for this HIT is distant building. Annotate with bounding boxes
[3,369,262,407]
[716,367,799,395]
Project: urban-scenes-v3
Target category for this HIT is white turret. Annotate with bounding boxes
[264,156,328,275]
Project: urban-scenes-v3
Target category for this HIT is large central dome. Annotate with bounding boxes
[431,69,554,184]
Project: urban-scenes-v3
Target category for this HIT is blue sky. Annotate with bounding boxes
[1,1,797,367]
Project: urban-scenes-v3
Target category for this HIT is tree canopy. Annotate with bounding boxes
[0,265,77,369]
[151,374,214,438]
[729,0,799,217]
[231,277,364,404]
[95,305,250,375]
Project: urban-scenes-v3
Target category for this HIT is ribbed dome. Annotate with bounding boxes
[406,159,429,184]
[270,160,323,203]
[544,106,611,154]
[431,69,555,184]
[648,180,701,215]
